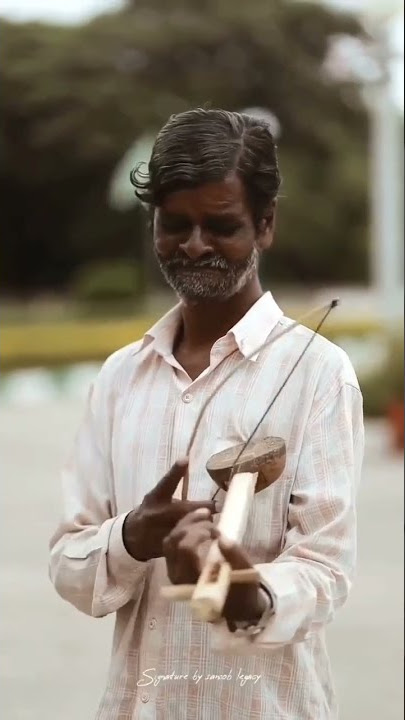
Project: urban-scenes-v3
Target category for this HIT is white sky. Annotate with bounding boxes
[0,0,126,24]
[0,0,401,26]
[0,0,402,110]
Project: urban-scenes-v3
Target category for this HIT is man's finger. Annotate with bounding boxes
[151,502,216,523]
[214,533,253,571]
[166,517,214,544]
[164,525,212,556]
[173,507,214,529]
[146,458,189,501]
[172,499,219,512]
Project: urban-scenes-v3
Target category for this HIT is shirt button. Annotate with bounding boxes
[183,393,193,403]
[141,693,149,703]
[148,618,157,629]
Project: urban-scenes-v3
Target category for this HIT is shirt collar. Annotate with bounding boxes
[229,291,283,361]
[134,303,182,358]
[133,291,284,362]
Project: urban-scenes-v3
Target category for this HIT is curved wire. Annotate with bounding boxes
[210,298,339,501]
[181,297,339,501]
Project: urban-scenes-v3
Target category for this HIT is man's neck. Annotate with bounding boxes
[176,278,264,349]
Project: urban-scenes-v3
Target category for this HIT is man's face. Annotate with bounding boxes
[153,174,271,301]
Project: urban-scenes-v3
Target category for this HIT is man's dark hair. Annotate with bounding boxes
[130,108,281,228]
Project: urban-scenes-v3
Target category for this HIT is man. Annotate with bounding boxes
[49,108,364,719]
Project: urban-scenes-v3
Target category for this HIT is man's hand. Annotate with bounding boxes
[163,512,267,625]
[163,507,217,584]
[122,458,216,562]
[215,532,267,625]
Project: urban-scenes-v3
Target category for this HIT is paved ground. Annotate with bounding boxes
[1,400,403,720]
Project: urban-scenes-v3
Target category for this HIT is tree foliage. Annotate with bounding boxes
[0,0,369,295]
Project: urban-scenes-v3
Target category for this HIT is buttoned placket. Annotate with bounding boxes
[134,354,208,719]
[135,339,244,717]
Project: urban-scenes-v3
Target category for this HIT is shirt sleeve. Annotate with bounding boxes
[209,380,364,653]
[49,362,148,618]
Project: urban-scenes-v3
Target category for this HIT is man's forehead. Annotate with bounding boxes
[160,175,248,214]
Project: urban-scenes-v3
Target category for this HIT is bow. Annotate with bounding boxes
[181,298,340,501]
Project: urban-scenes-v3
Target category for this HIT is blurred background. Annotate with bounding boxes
[0,1,403,719]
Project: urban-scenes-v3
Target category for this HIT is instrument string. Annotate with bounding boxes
[210,298,339,502]
[181,298,339,502]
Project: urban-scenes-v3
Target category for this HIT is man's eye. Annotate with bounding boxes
[207,225,241,237]
[160,220,190,233]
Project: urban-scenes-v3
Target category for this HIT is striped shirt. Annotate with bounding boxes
[49,291,364,719]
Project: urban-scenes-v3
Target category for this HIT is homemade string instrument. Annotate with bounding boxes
[162,437,286,621]
[160,299,339,622]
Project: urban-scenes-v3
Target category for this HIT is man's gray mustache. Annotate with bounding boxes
[163,258,229,270]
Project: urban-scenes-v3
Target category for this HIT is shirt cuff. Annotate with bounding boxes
[230,584,274,635]
[107,512,149,577]
[209,563,299,654]
[254,561,316,644]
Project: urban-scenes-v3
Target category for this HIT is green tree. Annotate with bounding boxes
[0,0,368,295]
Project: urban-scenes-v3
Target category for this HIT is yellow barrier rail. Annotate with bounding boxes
[1,315,386,371]
[1,317,156,370]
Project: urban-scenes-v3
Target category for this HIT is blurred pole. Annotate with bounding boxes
[364,25,404,325]
[108,135,160,300]
[368,87,403,321]
[319,1,403,324]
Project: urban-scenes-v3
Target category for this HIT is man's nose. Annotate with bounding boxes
[179,226,213,260]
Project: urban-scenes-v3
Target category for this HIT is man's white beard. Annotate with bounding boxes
[157,247,259,301]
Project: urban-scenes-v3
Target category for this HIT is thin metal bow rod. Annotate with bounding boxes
[181,297,340,502]
[217,298,339,500]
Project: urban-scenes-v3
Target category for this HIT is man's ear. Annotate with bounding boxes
[256,200,277,251]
